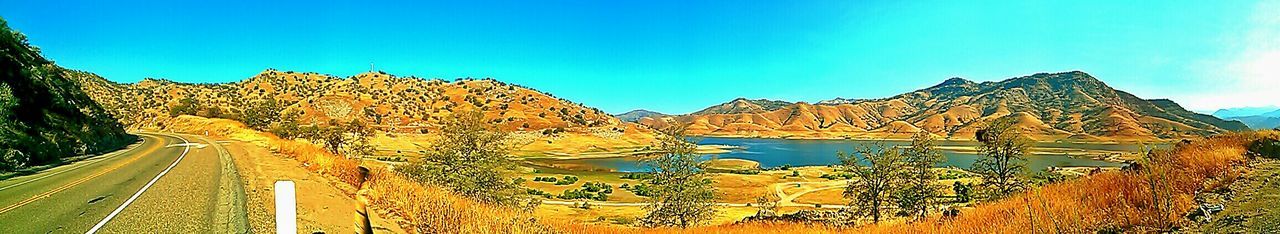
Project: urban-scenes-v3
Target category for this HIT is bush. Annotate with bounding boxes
[555,176,579,185]
[819,173,854,180]
[620,172,653,180]
[729,169,760,175]
[953,182,973,203]
[532,176,558,183]
[1247,137,1280,159]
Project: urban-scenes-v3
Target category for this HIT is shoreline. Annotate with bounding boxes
[695,134,1176,145]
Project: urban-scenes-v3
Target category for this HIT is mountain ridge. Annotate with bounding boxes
[614,109,667,122]
[640,71,1246,141]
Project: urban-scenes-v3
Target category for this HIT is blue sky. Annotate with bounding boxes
[2,1,1278,114]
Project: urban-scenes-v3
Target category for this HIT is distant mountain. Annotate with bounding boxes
[1212,106,1279,118]
[1225,115,1280,130]
[816,97,861,105]
[1264,109,1280,118]
[614,109,667,122]
[0,18,134,171]
[691,98,792,115]
[641,71,1246,141]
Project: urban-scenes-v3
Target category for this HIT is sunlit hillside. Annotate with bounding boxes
[67,69,658,156]
[641,72,1246,141]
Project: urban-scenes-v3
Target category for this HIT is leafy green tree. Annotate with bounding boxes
[953,182,973,203]
[241,97,283,130]
[640,125,717,228]
[168,97,200,117]
[395,111,525,206]
[840,142,905,223]
[895,132,945,221]
[972,118,1030,199]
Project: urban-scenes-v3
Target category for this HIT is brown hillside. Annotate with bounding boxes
[67,69,657,155]
[642,71,1247,141]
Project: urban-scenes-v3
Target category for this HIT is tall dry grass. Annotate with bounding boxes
[849,131,1261,233]
[161,115,1270,233]
[161,116,554,233]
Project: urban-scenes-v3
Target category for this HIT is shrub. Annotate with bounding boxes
[1247,136,1279,159]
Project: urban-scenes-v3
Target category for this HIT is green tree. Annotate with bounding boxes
[895,131,945,221]
[953,182,973,203]
[640,125,717,228]
[840,142,906,224]
[972,118,1030,199]
[168,97,200,117]
[241,97,283,130]
[341,119,374,158]
[395,111,524,206]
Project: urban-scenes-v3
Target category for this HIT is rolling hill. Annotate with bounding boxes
[0,18,134,171]
[1212,107,1279,119]
[640,71,1247,141]
[67,69,659,156]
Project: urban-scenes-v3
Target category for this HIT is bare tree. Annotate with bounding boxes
[640,125,717,228]
[895,131,945,221]
[972,118,1030,199]
[840,142,905,223]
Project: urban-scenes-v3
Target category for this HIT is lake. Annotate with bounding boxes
[535,137,1146,172]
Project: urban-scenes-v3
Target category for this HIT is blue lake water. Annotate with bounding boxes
[541,137,1140,173]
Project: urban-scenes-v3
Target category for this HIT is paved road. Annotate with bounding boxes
[0,132,247,233]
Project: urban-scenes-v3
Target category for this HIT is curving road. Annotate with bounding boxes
[0,132,247,233]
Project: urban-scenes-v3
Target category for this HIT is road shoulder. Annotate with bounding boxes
[221,139,406,233]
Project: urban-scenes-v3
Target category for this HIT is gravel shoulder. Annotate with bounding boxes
[1198,159,1280,233]
[222,139,405,233]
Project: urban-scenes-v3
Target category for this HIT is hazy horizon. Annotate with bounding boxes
[2,0,1277,114]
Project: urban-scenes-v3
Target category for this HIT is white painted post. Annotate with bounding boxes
[275,181,297,234]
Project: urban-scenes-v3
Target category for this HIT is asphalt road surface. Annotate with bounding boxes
[0,132,248,233]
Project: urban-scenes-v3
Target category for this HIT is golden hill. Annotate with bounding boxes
[641,71,1247,141]
[67,69,657,156]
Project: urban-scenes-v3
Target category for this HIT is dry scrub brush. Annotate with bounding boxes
[851,131,1262,233]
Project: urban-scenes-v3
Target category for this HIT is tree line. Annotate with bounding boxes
[841,118,1030,224]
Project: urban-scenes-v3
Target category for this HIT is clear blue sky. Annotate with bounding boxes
[3,0,1277,114]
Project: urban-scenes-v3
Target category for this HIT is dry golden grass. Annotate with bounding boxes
[845,131,1263,233]
[162,116,555,233]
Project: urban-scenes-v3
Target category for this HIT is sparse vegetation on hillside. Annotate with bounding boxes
[68,69,625,133]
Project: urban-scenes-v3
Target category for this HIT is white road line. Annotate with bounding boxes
[85,134,191,234]
[0,137,149,192]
